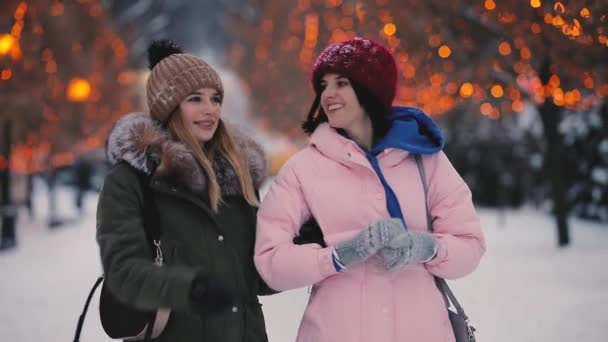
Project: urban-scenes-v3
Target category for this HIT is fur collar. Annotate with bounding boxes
[106,112,268,196]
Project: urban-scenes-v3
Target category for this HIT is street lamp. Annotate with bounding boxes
[0,34,15,56]
[67,78,91,102]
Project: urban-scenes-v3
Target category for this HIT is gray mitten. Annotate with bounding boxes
[380,231,437,271]
[334,218,405,269]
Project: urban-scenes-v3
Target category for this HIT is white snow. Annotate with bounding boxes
[1,179,607,341]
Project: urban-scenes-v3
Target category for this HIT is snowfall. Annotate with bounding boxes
[1,178,607,342]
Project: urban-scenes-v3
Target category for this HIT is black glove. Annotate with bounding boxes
[293,217,327,247]
[190,272,235,314]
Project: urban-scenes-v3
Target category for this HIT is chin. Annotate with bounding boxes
[327,119,346,129]
[196,131,216,143]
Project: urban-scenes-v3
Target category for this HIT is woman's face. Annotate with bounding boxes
[319,74,367,131]
[178,88,222,143]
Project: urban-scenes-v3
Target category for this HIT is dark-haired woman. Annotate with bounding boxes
[254,37,486,342]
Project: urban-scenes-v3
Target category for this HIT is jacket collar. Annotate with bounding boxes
[309,106,444,168]
[106,112,268,196]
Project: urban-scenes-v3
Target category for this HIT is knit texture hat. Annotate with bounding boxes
[311,37,398,112]
[146,40,223,124]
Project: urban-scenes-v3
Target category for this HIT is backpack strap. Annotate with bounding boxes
[74,164,161,342]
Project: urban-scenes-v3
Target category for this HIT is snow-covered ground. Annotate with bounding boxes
[1,179,607,341]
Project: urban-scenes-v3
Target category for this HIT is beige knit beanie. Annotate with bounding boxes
[146,40,223,124]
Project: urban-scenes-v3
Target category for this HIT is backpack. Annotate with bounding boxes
[73,166,170,341]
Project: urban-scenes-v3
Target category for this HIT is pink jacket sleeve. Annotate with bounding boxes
[423,151,486,279]
[254,159,337,291]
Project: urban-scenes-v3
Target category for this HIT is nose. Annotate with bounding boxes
[321,85,336,102]
[198,98,217,115]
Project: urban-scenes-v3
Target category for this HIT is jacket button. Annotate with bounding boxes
[231,306,238,313]
[217,235,224,242]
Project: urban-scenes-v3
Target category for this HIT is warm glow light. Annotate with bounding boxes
[552,16,565,26]
[520,47,531,59]
[491,85,504,98]
[554,2,565,14]
[531,0,541,9]
[325,0,343,8]
[512,100,524,112]
[549,74,560,87]
[428,35,441,47]
[498,42,512,55]
[0,34,16,55]
[583,75,594,88]
[531,23,542,33]
[460,83,474,97]
[438,45,451,58]
[485,0,496,10]
[580,8,591,18]
[46,60,57,74]
[508,87,521,100]
[50,1,64,16]
[383,23,397,36]
[564,90,580,106]
[552,88,565,106]
[403,64,416,79]
[1,69,12,80]
[67,78,91,102]
[480,103,494,116]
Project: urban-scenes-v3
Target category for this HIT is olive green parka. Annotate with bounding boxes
[97,112,271,342]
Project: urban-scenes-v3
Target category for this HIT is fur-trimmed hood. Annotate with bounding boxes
[106,112,268,196]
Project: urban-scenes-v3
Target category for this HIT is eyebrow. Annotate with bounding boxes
[188,91,219,96]
[321,75,347,83]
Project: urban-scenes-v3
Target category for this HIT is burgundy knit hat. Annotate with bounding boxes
[311,37,398,112]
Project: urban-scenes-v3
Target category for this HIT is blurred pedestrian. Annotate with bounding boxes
[73,155,92,215]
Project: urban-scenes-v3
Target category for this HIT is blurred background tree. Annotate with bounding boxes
[1,0,136,242]
[228,0,607,246]
[1,0,606,249]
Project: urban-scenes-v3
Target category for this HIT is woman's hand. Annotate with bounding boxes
[379,231,437,271]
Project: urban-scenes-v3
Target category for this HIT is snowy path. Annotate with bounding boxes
[1,181,607,341]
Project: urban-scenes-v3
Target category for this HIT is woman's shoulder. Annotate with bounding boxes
[271,146,323,187]
[101,162,145,195]
[281,145,320,170]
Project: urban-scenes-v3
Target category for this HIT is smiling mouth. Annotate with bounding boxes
[194,121,215,129]
[327,103,344,112]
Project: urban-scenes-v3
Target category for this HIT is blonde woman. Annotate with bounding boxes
[96,40,271,342]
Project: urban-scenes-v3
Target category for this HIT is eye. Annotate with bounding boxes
[187,96,201,102]
[337,79,350,87]
[211,95,222,104]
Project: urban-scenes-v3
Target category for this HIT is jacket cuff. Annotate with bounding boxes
[424,236,448,267]
[317,247,339,278]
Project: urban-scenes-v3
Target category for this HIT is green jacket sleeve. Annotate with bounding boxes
[96,164,198,312]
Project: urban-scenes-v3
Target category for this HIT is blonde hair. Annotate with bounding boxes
[167,112,258,211]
